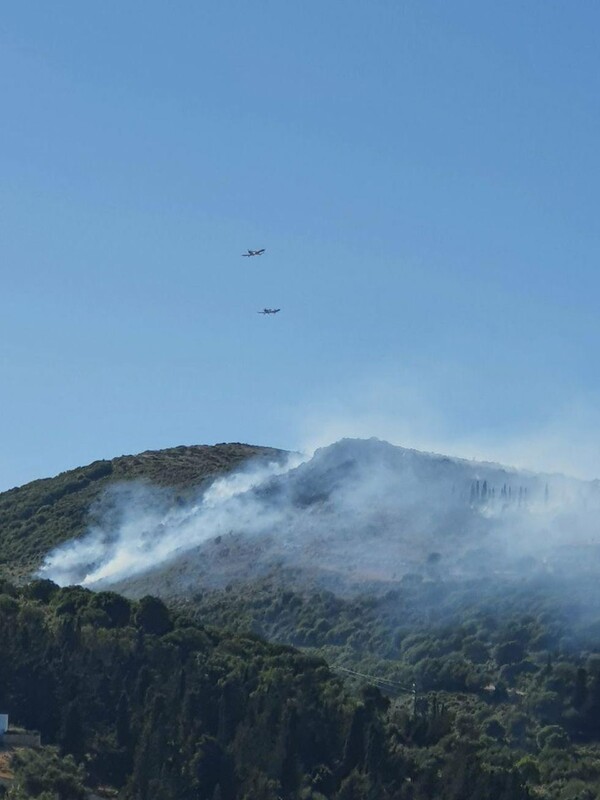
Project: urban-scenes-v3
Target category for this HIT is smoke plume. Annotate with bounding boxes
[39,439,600,592]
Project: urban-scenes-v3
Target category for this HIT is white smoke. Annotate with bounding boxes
[41,453,305,587]
[39,438,600,594]
[292,368,600,481]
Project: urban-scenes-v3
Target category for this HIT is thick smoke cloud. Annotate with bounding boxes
[41,454,304,586]
[40,439,600,591]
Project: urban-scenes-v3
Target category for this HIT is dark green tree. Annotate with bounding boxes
[135,596,173,636]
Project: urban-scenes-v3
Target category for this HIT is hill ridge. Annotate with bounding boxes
[0,442,285,579]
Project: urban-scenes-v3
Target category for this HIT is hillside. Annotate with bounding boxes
[0,443,284,580]
[41,437,600,594]
[3,440,600,797]
[0,578,535,800]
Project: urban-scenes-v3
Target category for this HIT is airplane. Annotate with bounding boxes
[242,248,266,257]
[257,308,280,315]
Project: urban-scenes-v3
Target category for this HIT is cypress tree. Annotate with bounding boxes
[116,691,131,749]
[60,701,85,764]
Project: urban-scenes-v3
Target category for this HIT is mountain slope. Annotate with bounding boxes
[0,443,284,580]
[3,439,600,797]
[57,436,598,599]
[6,437,599,590]
[0,578,535,800]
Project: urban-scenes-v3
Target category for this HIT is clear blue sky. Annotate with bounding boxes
[2,1,600,489]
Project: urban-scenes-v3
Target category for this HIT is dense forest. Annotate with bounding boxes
[0,578,533,800]
[177,570,600,799]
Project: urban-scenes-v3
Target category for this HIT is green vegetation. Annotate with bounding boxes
[179,572,600,799]
[6,748,86,800]
[0,444,281,579]
[0,579,530,800]
[4,445,600,797]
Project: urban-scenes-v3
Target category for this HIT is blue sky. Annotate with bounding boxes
[1,1,600,489]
